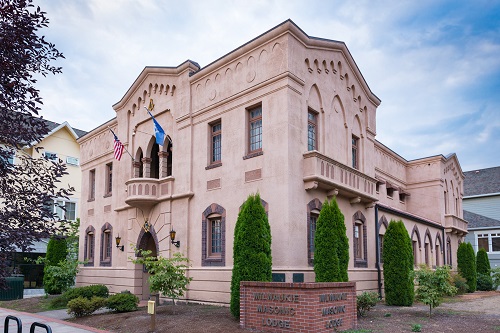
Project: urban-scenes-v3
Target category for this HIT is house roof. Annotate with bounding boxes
[44,119,87,139]
[463,210,500,229]
[463,166,500,196]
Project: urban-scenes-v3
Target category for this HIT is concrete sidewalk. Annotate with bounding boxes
[0,307,110,333]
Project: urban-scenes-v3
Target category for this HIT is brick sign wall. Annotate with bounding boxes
[240,281,356,332]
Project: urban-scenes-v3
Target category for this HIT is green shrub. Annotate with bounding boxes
[356,291,379,317]
[45,236,68,266]
[106,292,140,312]
[476,248,491,275]
[477,273,493,291]
[457,242,477,293]
[451,273,468,294]
[53,284,109,307]
[492,267,500,290]
[411,324,422,332]
[414,265,457,317]
[314,198,349,282]
[67,296,106,317]
[230,193,272,319]
[382,220,414,306]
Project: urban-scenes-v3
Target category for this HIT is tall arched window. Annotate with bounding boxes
[100,223,113,267]
[353,211,367,268]
[411,225,422,267]
[84,225,95,267]
[435,233,443,267]
[307,198,322,266]
[378,216,389,264]
[446,236,452,266]
[424,229,433,267]
[202,203,226,266]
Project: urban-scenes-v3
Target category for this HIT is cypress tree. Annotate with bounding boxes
[476,248,491,275]
[382,220,414,306]
[230,193,272,318]
[457,242,477,293]
[314,198,339,282]
[314,198,349,282]
[45,236,68,266]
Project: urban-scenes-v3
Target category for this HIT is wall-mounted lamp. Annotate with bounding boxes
[115,235,124,251]
[169,229,180,248]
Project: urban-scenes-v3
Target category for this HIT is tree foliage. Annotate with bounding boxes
[476,248,490,275]
[132,250,193,305]
[314,197,349,282]
[230,193,272,318]
[414,265,457,317]
[457,242,477,293]
[0,0,70,289]
[45,236,68,267]
[382,220,414,306]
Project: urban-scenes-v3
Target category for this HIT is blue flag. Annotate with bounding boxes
[147,110,165,145]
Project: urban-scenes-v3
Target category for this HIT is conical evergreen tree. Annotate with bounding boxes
[230,193,272,318]
[476,248,491,275]
[457,242,477,292]
[314,198,349,282]
[382,220,414,306]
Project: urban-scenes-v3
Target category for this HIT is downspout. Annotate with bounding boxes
[442,228,446,266]
[375,204,382,298]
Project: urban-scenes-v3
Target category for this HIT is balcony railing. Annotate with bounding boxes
[302,151,377,204]
[125,177,174,209]
[444,214,468,236]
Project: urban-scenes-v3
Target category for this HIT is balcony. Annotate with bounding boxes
[303,151,378,204]
[125,177,174,210]
[444,214,468,236]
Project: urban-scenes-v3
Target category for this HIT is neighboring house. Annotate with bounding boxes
[7,119,87,288]
[76,20,467,303]
[463,166,500,268]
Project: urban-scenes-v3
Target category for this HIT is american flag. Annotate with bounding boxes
[113,133,124,161]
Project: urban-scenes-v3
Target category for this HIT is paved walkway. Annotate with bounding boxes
[0,307,110,333]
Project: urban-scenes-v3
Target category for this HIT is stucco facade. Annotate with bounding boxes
[76,20,467,303]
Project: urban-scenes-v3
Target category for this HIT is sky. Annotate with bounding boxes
[34,0,500,172]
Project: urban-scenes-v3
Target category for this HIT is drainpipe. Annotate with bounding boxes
[375,204,382,298]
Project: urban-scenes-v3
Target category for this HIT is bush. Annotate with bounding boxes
[356,291,379,317]
[42,259,78,295]
[451,273,468,294]
[52,284,109,307]
[230,193,272,319]
[382,220,414,306]
[67,296,106,317]
[106,292,140,312]
[414,265,457,317]
[314,197,349,282]
[492,267,500,290]
[457,242,477,293]
[476,248,491,275]
[477,273,493,291]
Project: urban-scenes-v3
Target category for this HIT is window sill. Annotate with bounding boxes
[243,151,263,160]
[84,261,94,267]
[100,259,111,267]
[103,193,112,198]
[87,198,95,202]
[205,162,222,170]
[354,259,368,268]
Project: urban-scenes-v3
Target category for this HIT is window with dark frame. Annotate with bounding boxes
[104,230,111,260]
[209,217,222,257]
[105,163,112,196]
[309,212,318,261]
[211,122,222,164]
[87,232,94,261]
[413,240,418,266]
[354,222,363,259]
[89,169,96,200]
[352,135,359,169]
[379,234,384,263]
[249,106,262,153]
[307,110,318,151]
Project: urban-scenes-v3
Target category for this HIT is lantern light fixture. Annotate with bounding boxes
[169,229,180,248]
[115,234,124,251]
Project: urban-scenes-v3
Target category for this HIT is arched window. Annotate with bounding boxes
[307,198,322,266]
[435,233,443,267]
[411,225,422,267]
[378,216,389,264]
[202,203,226,266]
[446,236,452,266]
[100,223,113,267]
[353,211,367,268]
[150,143,160,179]
[424,229,433,267]
[84,225,95,267]
[307,108,319,151]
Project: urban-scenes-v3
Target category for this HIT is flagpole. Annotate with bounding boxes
[107,127,134,161]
